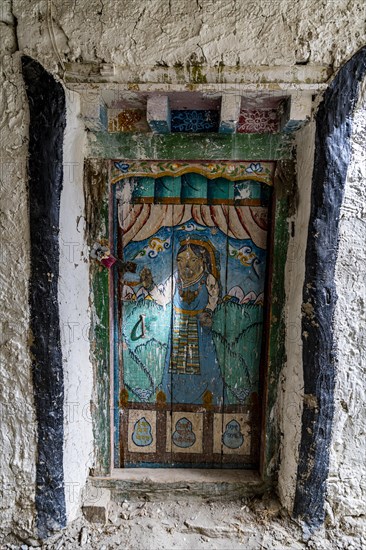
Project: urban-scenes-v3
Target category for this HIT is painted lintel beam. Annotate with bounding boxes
[146,95,171,134]
[80,90,108,131]
[87,132,292,160]
[64,63,331,88]
[280,93,313,133]
[219,94,241,134]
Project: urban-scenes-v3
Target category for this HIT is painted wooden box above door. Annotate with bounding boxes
[111,161,275,468]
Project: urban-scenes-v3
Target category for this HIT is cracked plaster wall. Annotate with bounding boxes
[0,3,37,543]
[326,77,366,531]
[60,90,94,524]
[12,0,366,72]
[1,0,365,541]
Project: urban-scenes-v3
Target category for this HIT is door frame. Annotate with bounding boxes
[86,154,293,483]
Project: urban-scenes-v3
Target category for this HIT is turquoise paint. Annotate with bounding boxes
[219,121,236,134]
[132,177,155,200]
[207,177,235,202]
[155,176,181,201]
[148,119,171,134]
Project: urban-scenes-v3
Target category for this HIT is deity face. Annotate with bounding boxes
[177,246,204,283]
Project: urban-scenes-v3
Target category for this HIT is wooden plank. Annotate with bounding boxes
[64,62,331,87]
[85,160,111,476]
[219,94,241,134]
[280,93,313,133]
[113,168,277,469]
[90,468,268,501]
[118,189,174,466]
[219,189,229,469]
[88,132,293,160]
[260,161,293,478]
[80,90,108,131]
[146,95,171,134]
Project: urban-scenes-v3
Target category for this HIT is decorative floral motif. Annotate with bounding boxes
[90,241,117,269]
[108,109,147,132]
[132,416,153,445]
[172,417,196,448]
[237,109,279,134]
[245,162,263,174]
[132,388,153,401]
[112,160,275,185]
[222,419,244,448]
[114,162,129,173]
[171,110,219,133]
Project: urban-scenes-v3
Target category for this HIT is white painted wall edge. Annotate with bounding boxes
[277,120,315,510]
[327,75,366,523]
[60,88,94,521]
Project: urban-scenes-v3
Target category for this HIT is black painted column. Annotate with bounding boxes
[22,56,67,538]
[293,47,366,531]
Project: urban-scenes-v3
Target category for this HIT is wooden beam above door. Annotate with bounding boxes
[280,93,313,133]
[87,132,293,160]
[219,94,242,134]
[146,96,171,134]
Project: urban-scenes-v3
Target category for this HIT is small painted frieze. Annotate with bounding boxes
[172,417,196,448]
[222,419,244,449]
[132,417,153,447]
[111,160,275,185]
[171,110,219,133]
[237,109,279,134]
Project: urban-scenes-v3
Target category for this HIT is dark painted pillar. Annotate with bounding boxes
[293,47,366,531]
[22,56,67,538]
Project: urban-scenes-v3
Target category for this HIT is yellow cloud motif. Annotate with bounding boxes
[134,237,171,259]
[229,244,256,266]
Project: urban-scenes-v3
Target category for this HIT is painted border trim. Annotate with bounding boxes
[111,160,275,185]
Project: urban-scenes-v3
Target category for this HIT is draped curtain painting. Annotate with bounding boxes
[119,173,269,250]
[113,162,274,468]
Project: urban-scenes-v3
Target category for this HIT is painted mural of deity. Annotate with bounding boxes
[113,165,273,467]
[139,240,225,405]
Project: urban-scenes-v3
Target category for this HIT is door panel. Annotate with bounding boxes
[114,170,270,468]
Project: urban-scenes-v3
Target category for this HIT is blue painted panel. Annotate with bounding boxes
[171,110,219,133]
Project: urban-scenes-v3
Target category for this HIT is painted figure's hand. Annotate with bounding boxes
[140,267,154,289]
[199,311,213,328]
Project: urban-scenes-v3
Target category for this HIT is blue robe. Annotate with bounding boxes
[161,273,224,404]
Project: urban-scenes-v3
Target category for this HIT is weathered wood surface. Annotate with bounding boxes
[88,132,292,160]
[89,469,268,501]
[116,172,270,468]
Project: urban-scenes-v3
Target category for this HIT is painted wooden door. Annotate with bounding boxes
[112,161,273,468]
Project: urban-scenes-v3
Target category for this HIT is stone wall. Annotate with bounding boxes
[0,4,36,542]
[13,0,366,71]
[327,78,366,531]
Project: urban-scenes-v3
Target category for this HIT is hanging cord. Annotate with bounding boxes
[47,0,66,77]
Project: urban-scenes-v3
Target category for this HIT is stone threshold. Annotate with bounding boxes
[88,469,269,502]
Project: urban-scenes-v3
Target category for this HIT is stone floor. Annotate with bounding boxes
[3,495,365,549]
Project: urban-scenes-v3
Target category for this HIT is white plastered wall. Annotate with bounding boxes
[327,76,366,528]
[59,89,94,522]
[278,120,315,509]
[0,3,37,540]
